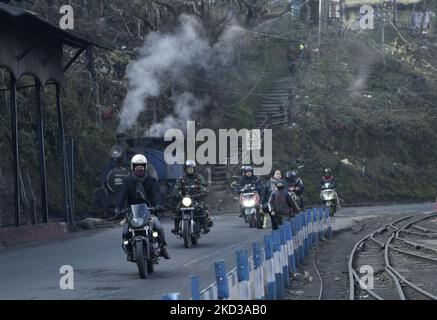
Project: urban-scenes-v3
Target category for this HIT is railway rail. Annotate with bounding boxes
[348,212,437,300]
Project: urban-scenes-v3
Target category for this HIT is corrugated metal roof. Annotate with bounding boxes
[0,2,37,17]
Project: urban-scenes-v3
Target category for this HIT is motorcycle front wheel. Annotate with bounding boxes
[248,214,256,228]
[183,220,192,248]
[135,241,148,279]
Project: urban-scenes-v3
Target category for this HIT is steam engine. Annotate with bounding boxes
[93,134,184,216]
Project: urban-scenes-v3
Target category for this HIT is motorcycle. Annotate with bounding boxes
[174,185,208,248]
[320,182,337,216]
[122,203,163,279]
[239,184,262,228]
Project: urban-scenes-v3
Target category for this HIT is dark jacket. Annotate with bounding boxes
[239,175,264,197]
[268,189,299,216]
[285,178,305,196]
[117,174,163,209]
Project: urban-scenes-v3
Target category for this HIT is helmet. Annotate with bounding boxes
[131,154,147,170]
[275,179,285,190]
[324,168,332,175]
[131,154,148,178]
[185,159,196,175]
[243,165,253,173]
[285,171,293,178]
[186,159,196,168]
[240,165,247,173]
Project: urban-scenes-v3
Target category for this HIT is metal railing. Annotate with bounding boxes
[163,206,334,300]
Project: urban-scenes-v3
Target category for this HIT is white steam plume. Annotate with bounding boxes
[118,14,243,133]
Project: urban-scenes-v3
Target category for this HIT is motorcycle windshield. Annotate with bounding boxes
[241,184,255,192]
[129,203,151,221]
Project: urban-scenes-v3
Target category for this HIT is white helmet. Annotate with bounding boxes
[131,154,148,171]
[185,159,196,168]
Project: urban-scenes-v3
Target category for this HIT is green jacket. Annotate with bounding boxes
[175,173,208,199]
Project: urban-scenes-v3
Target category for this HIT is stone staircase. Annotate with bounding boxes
[255,77,293,128]
[208,76,294,194]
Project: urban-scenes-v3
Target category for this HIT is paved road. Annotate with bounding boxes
[0,202,434,300]
[0,213,271,300]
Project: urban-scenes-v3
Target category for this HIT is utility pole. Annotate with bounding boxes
[318,0,321,46]
[381,4,386,64]
[392,0,398,26]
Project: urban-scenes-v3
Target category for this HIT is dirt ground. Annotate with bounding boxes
[285,215,410,300]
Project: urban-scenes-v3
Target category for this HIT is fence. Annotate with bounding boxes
[162,206,333,300]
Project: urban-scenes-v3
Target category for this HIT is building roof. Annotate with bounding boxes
[0,2,101,49]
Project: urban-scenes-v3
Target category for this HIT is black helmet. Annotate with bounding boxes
[285,171,297,179]
[324,168,332,175]
[275,179,285,189]
[243,166,253,173]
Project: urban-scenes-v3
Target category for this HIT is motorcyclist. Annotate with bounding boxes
[239,166,263,191]
[268,180,300,230]
[238,166,265,222]
[115,154,170,260]
[320,168,336,187]
[285,170,305,209]
[320,168,340,207]
[172,160,213,235]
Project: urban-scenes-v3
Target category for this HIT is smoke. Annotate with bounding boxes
[348,41,377,98]
[118,14,243,134]
[147,92,204,137]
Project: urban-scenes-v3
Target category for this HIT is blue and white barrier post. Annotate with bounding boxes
[252,241,264,300]
[236,250,251,300]
[292,216,300,266]
[279,225,290,289]
[302,211,309,258]
[284,221,296,273]
[318,207,325,240]
[306,209,313,250]
[191,275,201,300]
[215,260,230,300]
[298,213,305,263]
[325,207,333,239]
[162,293,181,300]
[272,230,284,299]
[264,234,276,300]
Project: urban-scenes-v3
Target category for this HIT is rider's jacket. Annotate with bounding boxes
[117,173,163,209]
[175,173,208,199]
[320,175,336,188]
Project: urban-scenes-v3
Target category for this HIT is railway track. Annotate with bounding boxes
[348,212,437,300]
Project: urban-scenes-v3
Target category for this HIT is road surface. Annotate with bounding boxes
[0,202,434,300]
[0,213,271,299]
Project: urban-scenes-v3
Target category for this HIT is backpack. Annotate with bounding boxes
[273,190,292,216]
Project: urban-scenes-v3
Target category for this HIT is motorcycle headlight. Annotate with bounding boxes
[182,197,192,207]
[242,199,256,207]
[152,232,159,238]
[130,217,145,227]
